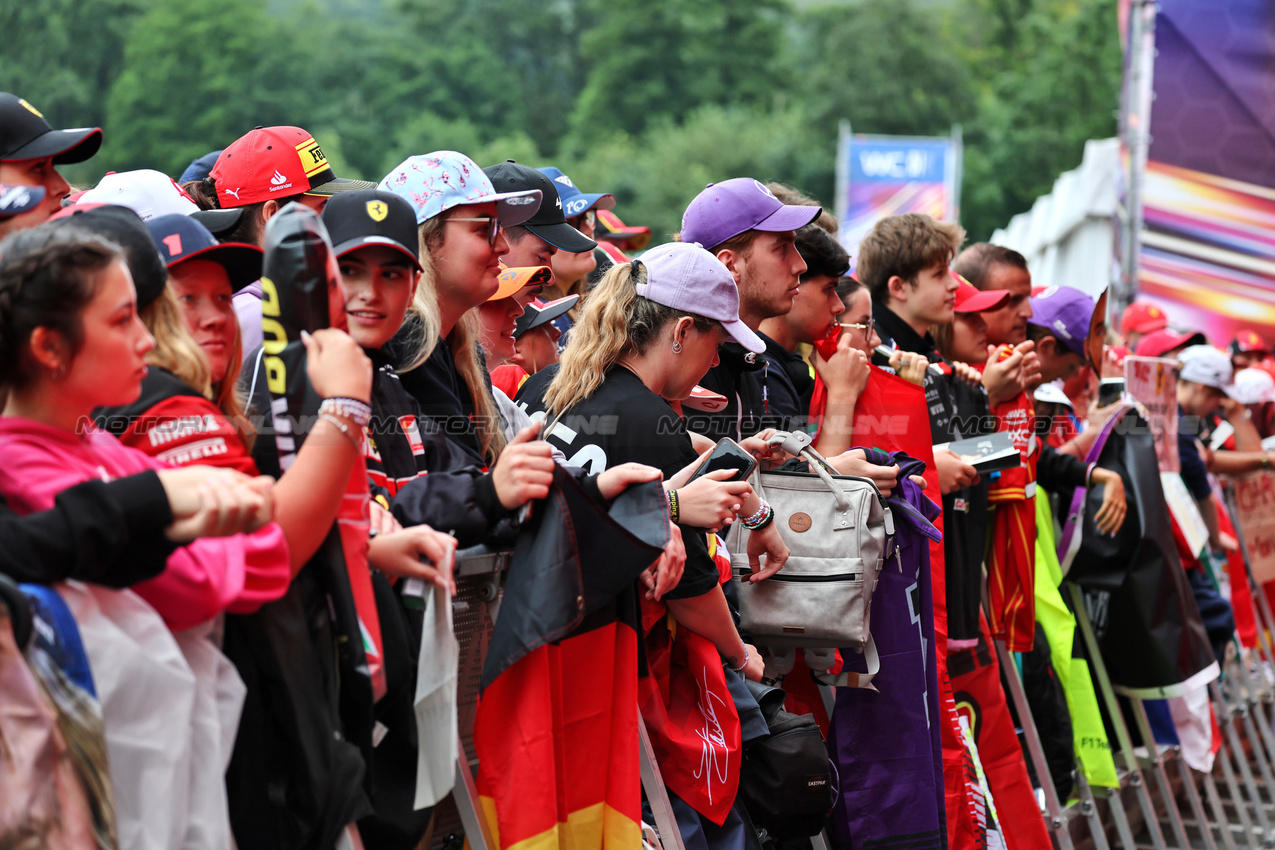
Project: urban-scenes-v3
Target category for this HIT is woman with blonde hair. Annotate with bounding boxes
[379,150,543,467]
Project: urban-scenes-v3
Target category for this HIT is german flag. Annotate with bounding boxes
[474,467,669,849]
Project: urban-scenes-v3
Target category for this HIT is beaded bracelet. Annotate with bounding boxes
[667,488,680,524]
[728,646,750,674]
[319,397,372,428]
[749,506,776,531]
[744,499,770,532]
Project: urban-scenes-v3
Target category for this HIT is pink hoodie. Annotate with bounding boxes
[0,417,290,631]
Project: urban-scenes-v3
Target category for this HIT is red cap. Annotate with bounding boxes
[1133,329,1205,358]
[1120,300,1168,336]
[952,272,1009,313]
[209,126,373,208]
[1232,329,1269,354]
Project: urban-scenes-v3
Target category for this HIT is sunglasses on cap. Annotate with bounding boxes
[448,215,502,246]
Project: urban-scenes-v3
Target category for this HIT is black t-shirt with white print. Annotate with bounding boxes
[518,364,720,600]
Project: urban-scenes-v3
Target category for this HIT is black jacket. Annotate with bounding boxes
[0,472,175,587]
[687,342,804,440]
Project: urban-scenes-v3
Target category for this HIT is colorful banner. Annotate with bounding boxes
[1133,0,1275,343]
[839,133,961,259]
[1232,472,1275,584]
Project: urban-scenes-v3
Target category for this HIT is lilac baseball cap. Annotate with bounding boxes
[1027,286,1095,356]
[636,241,765,354]
[379,150,542,226]
[680,178,821,251]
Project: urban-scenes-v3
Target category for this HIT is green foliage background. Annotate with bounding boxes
[0,0,1121,242]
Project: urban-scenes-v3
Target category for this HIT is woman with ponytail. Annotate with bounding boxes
[522,242,790,664]
[520,242,792,830]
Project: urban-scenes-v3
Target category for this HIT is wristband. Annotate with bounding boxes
[318,413,362,450]
[667,488,680,524]
[1263,454,1272,470]
[728,646,750,674]
[319,397,372,428]
[741,500,773,531]
[1085,462,1097,488]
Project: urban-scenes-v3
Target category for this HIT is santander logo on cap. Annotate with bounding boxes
[270,170,288,186]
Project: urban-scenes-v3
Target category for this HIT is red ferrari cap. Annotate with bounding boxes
[1231,329,1270,355]
[953,272,1010,313]
[209,126,373,209]
[1120,300,1168,336]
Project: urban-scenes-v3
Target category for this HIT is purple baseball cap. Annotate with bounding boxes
[680,178,821,251]
[636,241,765,353]
[1027,286,1095,356]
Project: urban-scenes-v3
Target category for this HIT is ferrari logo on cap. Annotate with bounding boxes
[366,200,388,222]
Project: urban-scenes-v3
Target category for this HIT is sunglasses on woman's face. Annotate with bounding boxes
[448,215,502,246]
[566,210,596,233]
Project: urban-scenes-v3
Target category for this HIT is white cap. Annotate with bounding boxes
[1232,368,1275,405]
[1178,345,1237,397]
[79,169,199,220]
[1033,379,1074,409]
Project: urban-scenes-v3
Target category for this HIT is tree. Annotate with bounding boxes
[102,0,313,176]
[565,0,791,147]
[957,0,1121,240]
[791,0,977,143]
[386,0,589,154]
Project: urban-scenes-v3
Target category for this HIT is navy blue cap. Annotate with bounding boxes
[146,213,262,292]
[179,150,222,184]
[537,166,615,219]
[0,183,44,219]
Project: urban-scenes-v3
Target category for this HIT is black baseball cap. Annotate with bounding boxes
[483,160,597,253]
[48,205,167,308]
[322,189,423,270]
[514,294,578,338]
[0,93,102,164]
[146,214,263,293]
[0,184,45,219]
[191,207,246,239]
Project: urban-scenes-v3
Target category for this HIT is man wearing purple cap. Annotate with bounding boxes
[1026,286,1094,385]
[676,177,821,441]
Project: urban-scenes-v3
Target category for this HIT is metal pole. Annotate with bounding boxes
[836,120,851,244]
[1118,0,1158,314]
[993,638,1074,849]
[1128,698,1193,849]
[1068,581,1170,849]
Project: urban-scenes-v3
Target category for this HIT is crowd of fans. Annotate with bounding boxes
[0,90,1270,850]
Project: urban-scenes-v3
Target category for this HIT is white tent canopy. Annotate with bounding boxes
[989,137,1120,300]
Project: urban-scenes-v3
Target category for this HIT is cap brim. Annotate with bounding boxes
[754,203,821,234]
[578,192,616,212]
[192,207,245,237]
[517,294,578,336]
[304,176,378,197]
[722,318,765,354]
[958,289,1010,312]
[173,242,263,293]
[0,184,45,218]
[491,265,553,301]
[526,220,598,253]
[5,127,102,165]
[332,236,423,271]
[492,189,543,227]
